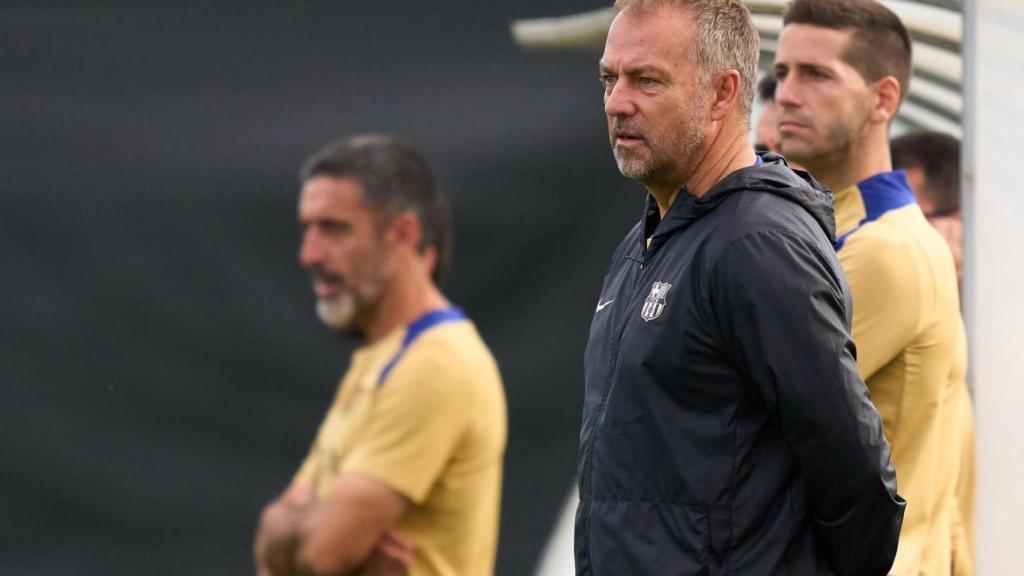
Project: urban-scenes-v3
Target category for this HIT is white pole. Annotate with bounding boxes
[534,489,577,575]
[962,0,1024,572]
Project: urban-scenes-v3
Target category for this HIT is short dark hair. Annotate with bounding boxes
[783,0,912,104]
[891,130,961,216]
[300,135,453,284]
[757,74,777,104]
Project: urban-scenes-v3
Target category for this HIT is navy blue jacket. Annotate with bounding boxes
[575,155,905,575]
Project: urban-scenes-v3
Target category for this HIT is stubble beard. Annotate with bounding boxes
[781,110,867,178]
[316,293,357,331]
[314,275,383,337]
[611,111,706,186]
[613,144,655,181]
[779,130,829,171]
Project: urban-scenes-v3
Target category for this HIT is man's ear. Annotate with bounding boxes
[386,211,424,251]
[870,75,902,124]
[386,211,438,279]
[421,245,439,280]
[709,69,741,121]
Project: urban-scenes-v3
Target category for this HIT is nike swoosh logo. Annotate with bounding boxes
[595,299,615,312]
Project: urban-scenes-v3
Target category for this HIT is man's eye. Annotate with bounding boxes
[599,75,617,89]
[322,222,349,235]
[637,77,657,86]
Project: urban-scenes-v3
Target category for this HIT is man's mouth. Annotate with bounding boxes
[312,271,345,298]
[314,282,341,298]
[778,118,807,134]
[614,132,644,146]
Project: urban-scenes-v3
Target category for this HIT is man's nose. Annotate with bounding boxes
[774,76,799,108]
[299,229,324,267]
[604,81,637,118]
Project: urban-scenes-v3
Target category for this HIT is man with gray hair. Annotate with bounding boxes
[576,1,904,574]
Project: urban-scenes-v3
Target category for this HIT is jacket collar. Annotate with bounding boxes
[640,153,834,255]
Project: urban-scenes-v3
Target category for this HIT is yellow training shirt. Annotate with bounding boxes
[835,171,975,576]
[294,310,507,576]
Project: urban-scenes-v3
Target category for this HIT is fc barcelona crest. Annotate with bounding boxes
[641,282,672,322]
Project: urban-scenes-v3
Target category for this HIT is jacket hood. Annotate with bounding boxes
[646,152,836,246]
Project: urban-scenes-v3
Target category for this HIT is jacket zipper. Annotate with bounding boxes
[580,245,648,566]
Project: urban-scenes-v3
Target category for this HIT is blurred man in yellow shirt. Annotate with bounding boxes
[254,135,506,576]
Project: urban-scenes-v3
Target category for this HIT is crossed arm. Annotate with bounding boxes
[254,474,413,576]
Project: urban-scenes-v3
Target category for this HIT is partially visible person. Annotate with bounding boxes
[892,130,963,285]
[775,1,974,574]
[755,74,805,170]
[892,129,973,573]
[254,135,507,576]
[577,1,904,574]
[754,74,781,154]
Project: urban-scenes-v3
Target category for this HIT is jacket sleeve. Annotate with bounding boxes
[708,229,905,576]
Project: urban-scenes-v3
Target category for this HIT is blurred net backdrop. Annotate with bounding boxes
[1,1,636,574]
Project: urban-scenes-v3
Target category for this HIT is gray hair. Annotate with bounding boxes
[614,0,760,123]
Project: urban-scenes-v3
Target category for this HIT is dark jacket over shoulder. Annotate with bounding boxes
[575,154,905,576]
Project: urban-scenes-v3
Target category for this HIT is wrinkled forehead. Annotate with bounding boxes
[601,6,695,70]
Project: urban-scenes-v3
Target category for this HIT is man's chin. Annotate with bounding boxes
[316,298,356,332]
[778,142,814,166]
[614,155,652,181]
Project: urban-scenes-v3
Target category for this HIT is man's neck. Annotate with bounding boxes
[646,127,756,218]
[811,131,893,193]
[361,274,448,344]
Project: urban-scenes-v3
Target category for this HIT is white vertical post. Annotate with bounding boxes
[962,0,1024,572]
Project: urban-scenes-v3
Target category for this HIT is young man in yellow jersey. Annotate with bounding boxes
[774,1,975,574]
[254,135,506,576]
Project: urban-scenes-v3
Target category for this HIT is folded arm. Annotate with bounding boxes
[255,475,408,576]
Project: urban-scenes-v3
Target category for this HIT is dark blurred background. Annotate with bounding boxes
[0,1,640,574]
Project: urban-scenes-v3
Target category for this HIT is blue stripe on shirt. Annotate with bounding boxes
[835,170,917,251]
